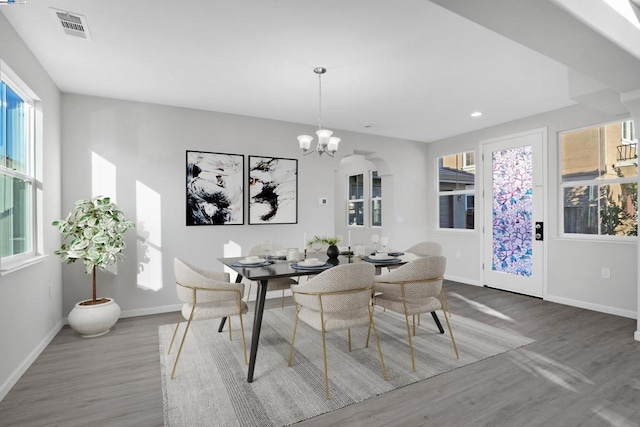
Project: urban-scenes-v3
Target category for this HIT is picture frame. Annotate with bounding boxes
[186,150,244,225]
[248,155,298,225]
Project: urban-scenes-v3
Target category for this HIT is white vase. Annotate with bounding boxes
[68,298,121,338]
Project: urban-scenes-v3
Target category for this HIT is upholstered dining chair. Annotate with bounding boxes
[405,241,443,256]
[288,262,387,400]
[372,255,458,372]
[403,241,451,317]
[246,242,297,308]
[168,258,248,379]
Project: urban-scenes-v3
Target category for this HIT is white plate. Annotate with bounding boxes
[297,259,324,267]
[238,258,264,265]
[370,254,393,261]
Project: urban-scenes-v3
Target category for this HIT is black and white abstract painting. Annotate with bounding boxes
[186,151,244,225]
[248,156,297,224]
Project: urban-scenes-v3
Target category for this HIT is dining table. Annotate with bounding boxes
[217,252,445,383]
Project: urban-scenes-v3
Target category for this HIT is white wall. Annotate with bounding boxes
[60,94,428,317]
[426,104,638,319]
[0,13,62,401]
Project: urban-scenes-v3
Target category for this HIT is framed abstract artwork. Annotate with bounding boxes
[186,150,244,225]
[248,156,298,224]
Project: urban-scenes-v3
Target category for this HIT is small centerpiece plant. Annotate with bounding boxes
[307,235,341,258]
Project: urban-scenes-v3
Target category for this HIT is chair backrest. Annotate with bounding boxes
[377,256,446,299]
[294,263,375,313]
[249,242,286,256]
[405,241,442,256]
[174,258,238,304]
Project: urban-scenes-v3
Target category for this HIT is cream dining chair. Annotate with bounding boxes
[168,258,248,379]
[246,242,297,308]
[288,262,387,400]
[404,241,451,317]
[371,255,458,372]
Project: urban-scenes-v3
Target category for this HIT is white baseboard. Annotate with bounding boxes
[545,294,637,320]
[0,320,63,402]
[444,275,482,287]
[119,304,183,319]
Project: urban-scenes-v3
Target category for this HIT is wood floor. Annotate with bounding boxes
[1,282,638,427]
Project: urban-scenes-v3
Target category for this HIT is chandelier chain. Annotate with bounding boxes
[318,71,323,131]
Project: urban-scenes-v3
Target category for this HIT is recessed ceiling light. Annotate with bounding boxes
[470,111,482,118]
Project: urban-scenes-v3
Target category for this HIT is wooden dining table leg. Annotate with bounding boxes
[218,273,244,333]
[247,279,269,383]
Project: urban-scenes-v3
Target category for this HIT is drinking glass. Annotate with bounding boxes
[371,234,379,252]
[312,240,323,255]
[263,240,272,259]
[379,237,389,253]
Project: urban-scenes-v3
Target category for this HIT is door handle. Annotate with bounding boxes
[535,222,543,241]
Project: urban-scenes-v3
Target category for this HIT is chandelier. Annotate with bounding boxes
[297,67,340,157]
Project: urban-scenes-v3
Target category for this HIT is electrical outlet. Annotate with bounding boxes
[601,267,610,279]
[319,197,328,206]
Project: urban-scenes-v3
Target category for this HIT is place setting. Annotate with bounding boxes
[231,256,274,268]
[290,257,333,271]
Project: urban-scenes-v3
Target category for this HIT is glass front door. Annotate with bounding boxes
[483,130,544,297]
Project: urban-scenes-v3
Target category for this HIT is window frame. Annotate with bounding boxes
[0,60,39,272]
[370,170,382,228]
[346,173,365,227]
[436,151,476,231]
[559,119,637,240]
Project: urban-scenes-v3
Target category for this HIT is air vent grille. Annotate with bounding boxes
[51,8,92,40]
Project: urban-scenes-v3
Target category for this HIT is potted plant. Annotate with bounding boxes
[52,196,135,338]
[307,235,341,259]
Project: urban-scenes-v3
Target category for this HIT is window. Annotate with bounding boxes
[561,120,637,237]
[437,151,475,229]
[371,171,382,227]
[347,174,364,226]
[1,63,37,265]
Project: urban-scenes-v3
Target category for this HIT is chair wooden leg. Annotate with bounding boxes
[245,282,252,302]
[348,329,352,352]
[365,321,371,348]
[287,309,300,367]
[412,315,416,336]
[281,290,285,309]
[228,315,233,341]
[321,329,330,400]
[171,309,195,379]
[442,306,459,359]
[369,306,388,381]
[403,312,416,372]
[167,315,182,354]
[440,287,451,317]
[238,313,248,365]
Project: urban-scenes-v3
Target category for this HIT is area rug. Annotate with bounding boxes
[159,307,534,427]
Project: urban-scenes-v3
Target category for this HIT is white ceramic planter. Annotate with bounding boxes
[68,298,121,338]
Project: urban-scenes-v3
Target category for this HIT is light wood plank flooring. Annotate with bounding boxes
[1,282,638,427]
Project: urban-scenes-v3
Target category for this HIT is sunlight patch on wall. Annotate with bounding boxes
[223,240,242,281]
[92,152,118,274]
[91,152,117,202]
[602,0,640,29]
[136,180,163,291]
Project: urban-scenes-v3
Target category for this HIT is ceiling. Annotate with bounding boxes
[1,0,577,143]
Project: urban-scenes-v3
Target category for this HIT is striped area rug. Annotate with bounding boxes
[159,306,534,426]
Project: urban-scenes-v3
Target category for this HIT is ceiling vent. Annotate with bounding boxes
[50,8,92,40]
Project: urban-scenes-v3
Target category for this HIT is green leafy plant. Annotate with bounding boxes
[52,196,135,305]
[307,235,341,247]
